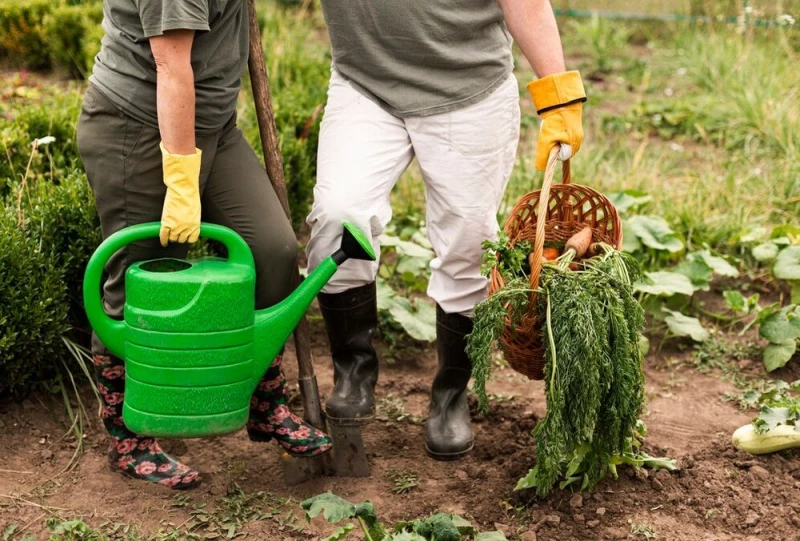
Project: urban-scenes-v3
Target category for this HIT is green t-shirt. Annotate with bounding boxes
[89,0,248,133]
[320,0,514,118]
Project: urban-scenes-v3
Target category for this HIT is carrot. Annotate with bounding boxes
[542,247,560,261]
[564,226,593,259]
[586,242,603,258]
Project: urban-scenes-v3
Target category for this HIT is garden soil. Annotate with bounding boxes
[1,308,799,541]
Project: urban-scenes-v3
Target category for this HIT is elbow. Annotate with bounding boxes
[153,54,193,80]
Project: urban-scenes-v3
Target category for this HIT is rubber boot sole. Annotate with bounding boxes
[425,441,474,461]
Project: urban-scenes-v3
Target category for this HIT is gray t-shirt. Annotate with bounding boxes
[89,0,248,133]
[320,0,514,118]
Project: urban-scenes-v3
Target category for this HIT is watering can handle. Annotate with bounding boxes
[83,222,255,358]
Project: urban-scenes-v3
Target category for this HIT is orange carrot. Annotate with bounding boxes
[564,226,593,259]
[543,247,560,261]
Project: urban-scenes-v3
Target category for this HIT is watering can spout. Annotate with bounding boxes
[252,222,376,382]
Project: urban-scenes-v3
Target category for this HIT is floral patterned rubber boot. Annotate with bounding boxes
[247,352,333,457]
[93,353,201,489]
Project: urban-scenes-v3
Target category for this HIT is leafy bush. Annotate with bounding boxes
[0,0,51,69]
[43,3,104,77]
[0,91,83,195]
[0,0,103,74]
[240,2,330,228]
[0,208,69,401]
[19,169,101,334]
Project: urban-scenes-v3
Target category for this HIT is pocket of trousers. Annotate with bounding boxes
[448,76,518,157]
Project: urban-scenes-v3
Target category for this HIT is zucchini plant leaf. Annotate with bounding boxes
[723,290,748,313]
[608,190,652,213]
[673,258,713,291]
[663,309,709,342]
[386,297,436,342]
[763,341,797,372]
[635,271,696,296]
[752,242,779,262]
[388,533,426,541]
[321,524,355,541]
[624,215,684,253]
[693,250,739,278]
[774,246,800,281]
[758,307,800,344]
[300,493,356,523]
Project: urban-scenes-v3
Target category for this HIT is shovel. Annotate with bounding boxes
[245,0,370,481]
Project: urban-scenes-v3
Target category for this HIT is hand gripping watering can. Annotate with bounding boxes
[83,221,375,438]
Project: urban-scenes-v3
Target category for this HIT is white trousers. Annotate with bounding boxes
[306,70,521,315]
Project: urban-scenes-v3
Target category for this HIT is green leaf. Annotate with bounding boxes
[663,309,709,342]
[622,222,643,253]
[738,227,769,243]
[624,215,684,253]
[723,290,748,313]
[673,258,712,291]
[608,190,652,213]
[514,468,536,491]
[354,502,389,541]
[451,514,476,535]
[693,250,739,278]
[300,493,357,524]
[387,297,437,342]
[770,224,800,239]
[476,533,509,541]
[2,524,18,541]
[321,524,355,541]
[763,341,797,372]
[774,246,800,281]
[792,283,800,305]
[753,302,782,326]
[759,307,800,344]
[635,271,696,296]
[395,239,434,259]
[376,278,397,311]
[752,242,779,262]
[638,334,650,356]
[389,533,427,541]
[757,406,793,431]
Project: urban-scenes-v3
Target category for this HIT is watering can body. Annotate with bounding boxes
[84,222,375,439]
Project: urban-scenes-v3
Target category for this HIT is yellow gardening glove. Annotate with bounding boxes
[527,70,587,171]
[159,142,202,247]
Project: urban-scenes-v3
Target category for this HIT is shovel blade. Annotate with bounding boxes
[329,422,370,477]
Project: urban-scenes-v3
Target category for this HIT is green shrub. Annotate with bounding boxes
[43,3,103,77]
[0,0,103,75]
[241,4,330,228]
[20,170,101,335]
[0,91,83,195]
[0,208,69,401]
[0,0,51,69]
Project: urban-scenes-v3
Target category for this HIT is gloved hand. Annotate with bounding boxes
[527,70,587,171]
[159,142,202,247]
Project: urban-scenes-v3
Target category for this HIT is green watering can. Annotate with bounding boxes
[84,222,375,438]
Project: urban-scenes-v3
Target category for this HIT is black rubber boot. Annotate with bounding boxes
[318,282,379,424]
[425,305,474,461]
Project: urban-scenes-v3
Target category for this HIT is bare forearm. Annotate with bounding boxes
[497,0,566,77]
[151,30,196,154]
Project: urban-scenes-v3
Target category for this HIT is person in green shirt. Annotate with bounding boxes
[78,0,332,490]
[307,0,586,460]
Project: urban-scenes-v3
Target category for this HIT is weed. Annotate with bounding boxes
[630,522,657,539]
[376,394,423,425]
[388,470,419,495]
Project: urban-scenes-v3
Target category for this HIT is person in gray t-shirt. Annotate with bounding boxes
[78,0,333,490]
[308,0,587,460]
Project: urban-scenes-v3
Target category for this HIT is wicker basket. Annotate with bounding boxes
[489,148,623,380]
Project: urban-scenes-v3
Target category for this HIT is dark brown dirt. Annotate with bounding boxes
[1,304,799,541]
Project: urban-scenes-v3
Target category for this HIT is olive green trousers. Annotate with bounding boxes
[77,84,297,355]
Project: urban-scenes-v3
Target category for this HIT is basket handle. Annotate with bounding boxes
[528,146,568,296]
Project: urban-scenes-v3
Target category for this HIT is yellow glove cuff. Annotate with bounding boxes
[159,142,202,187]
[527,71,587,115]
